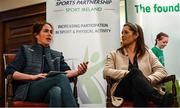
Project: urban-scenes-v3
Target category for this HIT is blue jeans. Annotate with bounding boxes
[26,74,77,107]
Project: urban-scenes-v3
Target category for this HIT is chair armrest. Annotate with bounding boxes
[160,75,177,96]
[160,75,178,107]
[160,75,176,83]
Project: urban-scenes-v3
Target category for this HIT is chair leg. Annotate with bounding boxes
[173,96,179,107]
[106,96,113,107]
[106,76,113,107]
[73,77,79,107]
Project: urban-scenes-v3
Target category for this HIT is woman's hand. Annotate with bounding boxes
[12,71,47,80]
[77,62,88,75]
[66,70,79,78]
[66,61,88,78]
[31,73,47,80]
[146,77,152,84]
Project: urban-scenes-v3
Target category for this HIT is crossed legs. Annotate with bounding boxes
[26,74,77,107]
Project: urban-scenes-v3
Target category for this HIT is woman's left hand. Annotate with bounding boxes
[77,61,88,75]
[66,61,88,77]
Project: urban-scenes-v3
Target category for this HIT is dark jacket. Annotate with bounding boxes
[5,44,70,101]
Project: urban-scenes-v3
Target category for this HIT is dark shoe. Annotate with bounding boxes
[159,92,174,107]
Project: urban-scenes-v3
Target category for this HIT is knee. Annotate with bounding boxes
[130,68,143,76]
[50,86,62,95]
[130,68,145,82]
[48,86,62,103]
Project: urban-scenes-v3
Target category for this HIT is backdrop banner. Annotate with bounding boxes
[47,0,120,106]
[126,0,180,103]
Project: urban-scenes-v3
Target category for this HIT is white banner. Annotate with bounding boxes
[126,0,180,103]
[47,0,120,106]
[126,0,180,79]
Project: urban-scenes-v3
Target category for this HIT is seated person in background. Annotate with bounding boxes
[151,32,169,66]
[5,22,88,107]
[103,22,174,107]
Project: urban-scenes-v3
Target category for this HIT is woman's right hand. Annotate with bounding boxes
[12,71,47,80]
[30,73,47,80]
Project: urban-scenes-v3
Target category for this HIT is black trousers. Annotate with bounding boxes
[114,68,162,107]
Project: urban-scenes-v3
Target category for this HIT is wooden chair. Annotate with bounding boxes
[106,75,179,107]
[3,54,79,107]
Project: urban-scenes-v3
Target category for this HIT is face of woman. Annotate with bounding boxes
[121,26,138,47]
[157,36,169,49]
[36,24,53,47]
